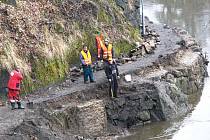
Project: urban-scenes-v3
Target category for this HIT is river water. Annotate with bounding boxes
[121,0,210,140]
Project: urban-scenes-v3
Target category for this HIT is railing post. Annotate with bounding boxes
[140,0,145,36]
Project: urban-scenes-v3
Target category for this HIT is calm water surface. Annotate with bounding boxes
[121,0,210,139]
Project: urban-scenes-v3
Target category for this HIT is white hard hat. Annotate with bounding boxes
[135,42,140,46]
[104,38,109,42]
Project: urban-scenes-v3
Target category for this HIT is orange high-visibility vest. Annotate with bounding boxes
[81,50,92,65]
[101,43,113,61]
[96,34,103,58]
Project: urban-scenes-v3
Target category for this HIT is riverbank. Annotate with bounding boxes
[0,20,208,140]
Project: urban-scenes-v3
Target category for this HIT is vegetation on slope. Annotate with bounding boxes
[0,0,141,93]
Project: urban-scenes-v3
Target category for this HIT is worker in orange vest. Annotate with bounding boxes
[95,31,103,60]
[7,66,24,110]
[80,45,95,84]
[99,38,119,81]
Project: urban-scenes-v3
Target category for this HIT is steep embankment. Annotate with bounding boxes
[0,19,207,139]
[0,0,140,93]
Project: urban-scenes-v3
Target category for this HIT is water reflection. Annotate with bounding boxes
[145,0,210,47]
[120,119,183,140]
[172,78,210,140]
[121,0,210,139]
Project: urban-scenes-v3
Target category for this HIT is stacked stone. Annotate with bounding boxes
[75,100,107,137]
[130,27,159,56]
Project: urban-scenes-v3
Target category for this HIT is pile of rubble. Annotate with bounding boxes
[118,25,160,64]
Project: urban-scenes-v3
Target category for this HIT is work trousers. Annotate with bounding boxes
[8,89,20,103]
[82,65,94,82]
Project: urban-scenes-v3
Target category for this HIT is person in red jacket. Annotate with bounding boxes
[7,66,24,110]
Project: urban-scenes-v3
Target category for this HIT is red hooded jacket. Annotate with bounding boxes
[7,70,23,90]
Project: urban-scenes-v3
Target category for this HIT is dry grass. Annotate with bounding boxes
[0,40,30,74]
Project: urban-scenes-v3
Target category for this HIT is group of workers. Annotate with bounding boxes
[80,31,119,84]
[4,31,119,110]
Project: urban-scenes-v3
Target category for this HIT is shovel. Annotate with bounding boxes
[22,88,34,109]
[26,97,34,109]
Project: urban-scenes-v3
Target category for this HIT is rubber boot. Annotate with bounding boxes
[17,102,25,109]
[11,102,16,110]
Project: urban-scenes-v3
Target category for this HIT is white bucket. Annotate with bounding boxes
[125,74,132,82]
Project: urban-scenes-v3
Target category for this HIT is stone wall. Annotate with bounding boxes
[106,82,165,128]
[76,100,107,137]
[105,28,207,128]
[39,100,107,138]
